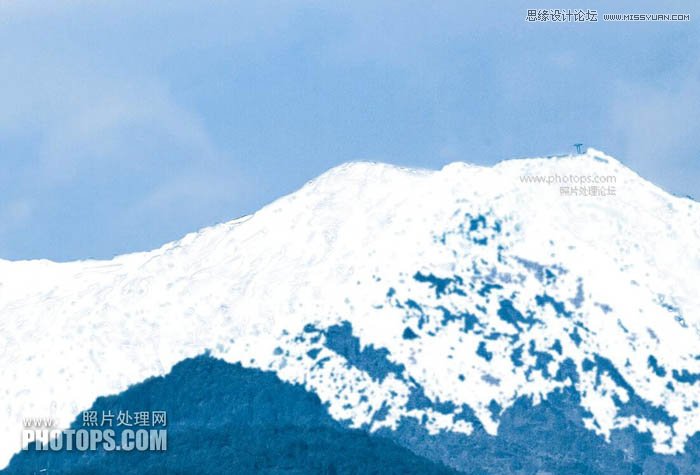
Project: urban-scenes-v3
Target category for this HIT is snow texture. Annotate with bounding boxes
[1,149,698,468]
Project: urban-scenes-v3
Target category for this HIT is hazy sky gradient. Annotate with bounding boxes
[1,0,698,261]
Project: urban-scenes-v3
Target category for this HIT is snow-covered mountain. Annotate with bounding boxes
[1,149,699,470]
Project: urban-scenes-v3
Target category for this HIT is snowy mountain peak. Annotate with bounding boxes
[1,151,699,469]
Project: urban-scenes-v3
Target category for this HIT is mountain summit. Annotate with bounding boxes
[1,149,699,471]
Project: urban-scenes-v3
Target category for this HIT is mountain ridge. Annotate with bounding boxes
[1,149,698,470]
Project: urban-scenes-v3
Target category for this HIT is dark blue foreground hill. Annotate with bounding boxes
[5,354,700,475]
[3,355,455,475]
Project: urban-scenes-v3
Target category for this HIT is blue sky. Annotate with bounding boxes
[1,0,698,261]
